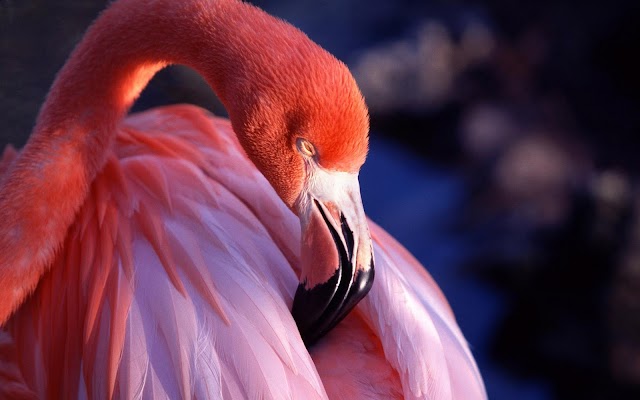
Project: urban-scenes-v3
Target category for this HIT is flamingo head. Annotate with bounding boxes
[290,140,375,347]
[288,83,374,346]
[227,43,374,346]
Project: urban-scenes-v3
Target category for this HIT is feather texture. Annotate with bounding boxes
[360,222,486,399]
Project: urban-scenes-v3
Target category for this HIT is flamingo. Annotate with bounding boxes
[0,0,486,398]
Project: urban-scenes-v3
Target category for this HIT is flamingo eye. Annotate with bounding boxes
[296,138,316,158]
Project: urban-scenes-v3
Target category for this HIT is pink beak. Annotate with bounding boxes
[292,174,374,346]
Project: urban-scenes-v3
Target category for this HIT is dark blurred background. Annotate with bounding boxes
[2,0,640,398]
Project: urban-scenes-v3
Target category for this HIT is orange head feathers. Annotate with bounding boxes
[204,0,371,207]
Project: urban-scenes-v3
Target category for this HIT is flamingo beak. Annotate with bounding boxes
[292,171,374,346]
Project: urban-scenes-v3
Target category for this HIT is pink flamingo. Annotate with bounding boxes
[0,0,486,398]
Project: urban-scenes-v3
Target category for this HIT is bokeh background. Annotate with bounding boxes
[2,0,640,398]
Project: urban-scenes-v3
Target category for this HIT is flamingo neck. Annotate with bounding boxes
[36,0,297,170]
[0,0,333,324]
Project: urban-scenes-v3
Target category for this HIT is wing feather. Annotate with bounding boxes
[358,221,487,399]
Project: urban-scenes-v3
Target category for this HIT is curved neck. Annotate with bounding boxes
[36,0,287,166]
[0,0,340,324]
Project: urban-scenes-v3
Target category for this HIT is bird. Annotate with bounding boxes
[0,0,486,398]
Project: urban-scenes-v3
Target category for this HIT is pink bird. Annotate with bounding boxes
[0,0,486,398]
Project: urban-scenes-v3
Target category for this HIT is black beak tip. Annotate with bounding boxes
[294,200,375,347]
[291,258,375,347]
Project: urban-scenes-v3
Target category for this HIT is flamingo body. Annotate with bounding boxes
[0,0,486,398]
[1,105,484,399]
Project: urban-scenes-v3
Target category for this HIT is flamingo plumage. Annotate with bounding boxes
[0,0,486,399]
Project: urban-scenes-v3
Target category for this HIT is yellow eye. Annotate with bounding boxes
[296,138,316,157]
